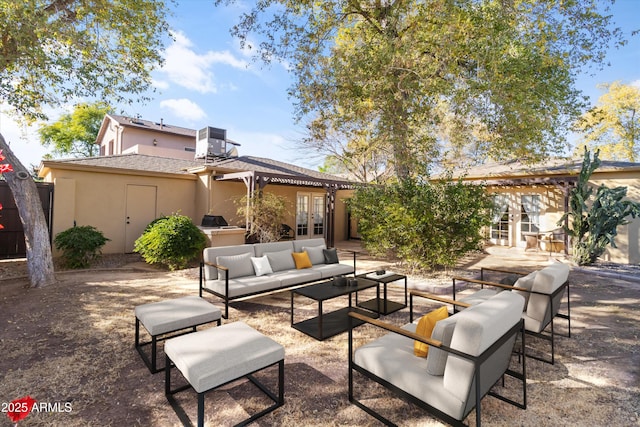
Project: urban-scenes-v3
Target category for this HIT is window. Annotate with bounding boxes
[490,195,510,241]
[520,195,540,238]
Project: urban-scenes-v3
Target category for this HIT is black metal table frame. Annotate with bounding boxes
[356,272,408,315]
[291,278,380,341]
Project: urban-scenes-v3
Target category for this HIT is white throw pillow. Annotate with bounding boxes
[251,256,273,277]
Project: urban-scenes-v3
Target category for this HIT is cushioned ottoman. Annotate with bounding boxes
[135,296,222,373]
[164,321,285,427]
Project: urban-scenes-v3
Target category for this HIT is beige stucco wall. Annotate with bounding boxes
[590,171,640,264]
[201,177,352,243]
[98,118,196,159]
[42,168,197,254]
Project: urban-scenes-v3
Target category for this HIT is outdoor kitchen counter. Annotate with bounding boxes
[198,226,246,247]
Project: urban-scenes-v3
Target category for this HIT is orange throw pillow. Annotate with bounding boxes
[292,251,313,269]
[414,306,449,357]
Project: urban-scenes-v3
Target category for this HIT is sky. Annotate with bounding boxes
[1,0,640,170]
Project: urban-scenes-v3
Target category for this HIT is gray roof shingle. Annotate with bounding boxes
[40,154,350,183]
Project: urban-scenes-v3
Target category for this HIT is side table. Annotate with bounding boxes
[356,271,407,315]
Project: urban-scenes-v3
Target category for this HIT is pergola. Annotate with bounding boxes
[214,170,357,247]
[482,176,578,254]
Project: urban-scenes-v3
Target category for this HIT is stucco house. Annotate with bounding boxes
[37,115,357,254]
[455,158,640,264]
[37,114,640,265]
[96,114,200,160]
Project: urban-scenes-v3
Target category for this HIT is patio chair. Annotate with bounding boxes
[452,262,570,364]
[348,291,526,427]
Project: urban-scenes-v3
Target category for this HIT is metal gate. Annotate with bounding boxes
[0,181,54,259]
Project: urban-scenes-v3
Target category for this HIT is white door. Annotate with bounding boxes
[125,185,157,252]
[296,193,325,239]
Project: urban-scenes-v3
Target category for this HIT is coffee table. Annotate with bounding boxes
[291,277,379,340]
[356,271,407,315]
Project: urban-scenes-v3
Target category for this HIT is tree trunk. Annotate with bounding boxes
[0,133,56,287]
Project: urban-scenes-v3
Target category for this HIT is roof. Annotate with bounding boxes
[107,114,197,138]
[207,156,351,183]
[456,158,640,181]
[38,154,353,185]
[39,154,203,177]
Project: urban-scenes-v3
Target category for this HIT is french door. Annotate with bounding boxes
[296,193,326,239]
[489,193,541,247]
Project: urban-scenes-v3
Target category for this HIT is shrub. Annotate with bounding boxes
[54,225,110,269]
[348,176,492,271]
[235,191,288,243]
[134,214,206,270]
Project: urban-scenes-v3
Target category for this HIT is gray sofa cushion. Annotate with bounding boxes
[265,249,296,272]
[293,238,326,252]
[513,271,537,306]
[310,263,354,278]
[525,262,570,332]
[164,321,284,393]
[254,241,295,257]
[217,252,255,279]
[426,315,458,375]
[443,291,524,404]
[302,245,326,265]
[203,245,256,280]
[204,275,282,298]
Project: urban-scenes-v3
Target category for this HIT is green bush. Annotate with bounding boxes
[54,225,110,269]
[134,214,206,270]
[348,176,492,271]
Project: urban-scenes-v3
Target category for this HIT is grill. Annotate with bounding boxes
[201,215,228,228]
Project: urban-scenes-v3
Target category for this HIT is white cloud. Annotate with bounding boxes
[631,79,640,89]
[152,79,170,90]
[159,98,207,122]
[159,30,249,94]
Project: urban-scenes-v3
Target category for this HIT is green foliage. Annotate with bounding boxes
[348,176,492,271]
[39,102,113,158]
[54,225,110,269]
[0,0,170,122]
[134,214,206,271]
[559,148,640,265]
[236,191,288,243]
[218,0,624,177]
[574,81,640,162]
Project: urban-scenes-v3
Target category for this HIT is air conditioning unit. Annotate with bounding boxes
[195,127,227,159]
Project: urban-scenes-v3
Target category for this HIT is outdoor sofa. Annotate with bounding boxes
[199,238,356,318]
[348,290,527,426]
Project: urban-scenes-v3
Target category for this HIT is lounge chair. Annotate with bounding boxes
[348,291,526,426]
[452,262,570,364]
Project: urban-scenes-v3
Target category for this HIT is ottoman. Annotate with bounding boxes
[135,296,222,373]
[164,321,285,427]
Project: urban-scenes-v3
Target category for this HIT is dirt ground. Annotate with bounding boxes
[0,249,639,426]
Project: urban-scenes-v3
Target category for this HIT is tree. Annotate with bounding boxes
[574,81,640,162]
[559,148,640,265]
[236,191,289,243]
[39,102,113,158]
[0,0,170,288]
[217,0,623,179]
[347,173,492,271]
